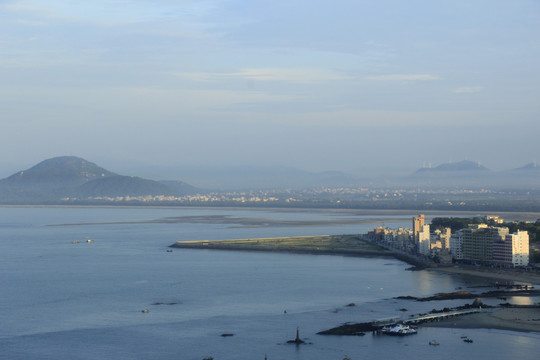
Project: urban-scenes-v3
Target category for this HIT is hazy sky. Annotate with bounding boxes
[1,0,539,176]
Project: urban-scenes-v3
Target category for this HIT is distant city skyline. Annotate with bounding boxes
[1,1,539,176]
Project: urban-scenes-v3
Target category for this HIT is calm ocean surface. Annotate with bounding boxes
[1,207,539,360]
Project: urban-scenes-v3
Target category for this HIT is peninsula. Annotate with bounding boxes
[171,235,426,268]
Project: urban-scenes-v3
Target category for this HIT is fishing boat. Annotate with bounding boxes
[379,324,417,336]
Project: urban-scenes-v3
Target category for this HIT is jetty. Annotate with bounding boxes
[170,235,428,268]
[319,308,482,336]
[404,309,481,325]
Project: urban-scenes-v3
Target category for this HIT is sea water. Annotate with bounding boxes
[0,206,539,360]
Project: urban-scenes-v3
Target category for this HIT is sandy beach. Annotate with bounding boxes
[423,307,540,333]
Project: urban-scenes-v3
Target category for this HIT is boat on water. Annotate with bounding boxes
[429,340,440,345]
[463,338,473,343]
[379,324,417,336]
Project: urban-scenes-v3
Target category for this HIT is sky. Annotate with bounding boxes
[1,0,540,177]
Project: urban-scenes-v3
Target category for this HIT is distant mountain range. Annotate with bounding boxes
[1,157,539,204]
[406,160,540,189]
[414,160,489,173]
[0,156,200,203]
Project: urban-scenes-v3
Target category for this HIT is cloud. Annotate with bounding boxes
[232,68,352,84]
[174,72,220,82]
[453,86,483,93]
[175,68,352,84]
[366,74,442,81]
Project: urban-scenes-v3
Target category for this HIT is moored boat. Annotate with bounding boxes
[379,324,417,336]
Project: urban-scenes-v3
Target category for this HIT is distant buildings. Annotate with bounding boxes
[485,215,504,224]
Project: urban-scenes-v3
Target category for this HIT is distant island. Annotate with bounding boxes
[1,156,540,212]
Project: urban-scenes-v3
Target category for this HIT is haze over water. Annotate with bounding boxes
[1,206,539,359]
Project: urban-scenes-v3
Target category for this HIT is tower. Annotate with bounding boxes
[412,214,425,243]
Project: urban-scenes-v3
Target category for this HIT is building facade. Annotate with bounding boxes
[461,224,509,264]
[412,214,425,244]
[418,224,431,255]
[450,230,464,260]
[493,230,529,267]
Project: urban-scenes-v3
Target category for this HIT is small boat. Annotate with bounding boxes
[380,324,417,336]
[429,340,440,345]
[463,338,473,343]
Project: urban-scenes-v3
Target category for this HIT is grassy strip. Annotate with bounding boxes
[177,235,385,252]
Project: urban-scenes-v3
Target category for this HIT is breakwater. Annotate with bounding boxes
[318,308,482,336]
[171,235,427,268]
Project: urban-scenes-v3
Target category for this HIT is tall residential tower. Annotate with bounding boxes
[412,214,425,244]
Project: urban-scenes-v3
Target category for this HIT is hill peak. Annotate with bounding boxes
[2,156,116,189]
[515,162,540,171]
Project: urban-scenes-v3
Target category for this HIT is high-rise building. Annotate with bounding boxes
[493,230,529,267]
[412,214,425,243]
[418,224,431,255]
[450,230,464,260]
[461,224,509,264]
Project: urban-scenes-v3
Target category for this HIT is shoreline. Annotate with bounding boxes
[174,236,540,333]
[172,237,540,285]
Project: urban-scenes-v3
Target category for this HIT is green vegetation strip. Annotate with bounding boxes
[177,235,385,252]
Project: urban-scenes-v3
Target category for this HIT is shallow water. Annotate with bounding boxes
[1,207,539,360]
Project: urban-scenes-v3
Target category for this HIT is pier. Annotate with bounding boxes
[319,308,483,336]
[403,309,481,325]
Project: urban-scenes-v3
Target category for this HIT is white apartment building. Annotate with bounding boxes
[418,224,431,255]
[450,230,464,260]
[493,230,529,267]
